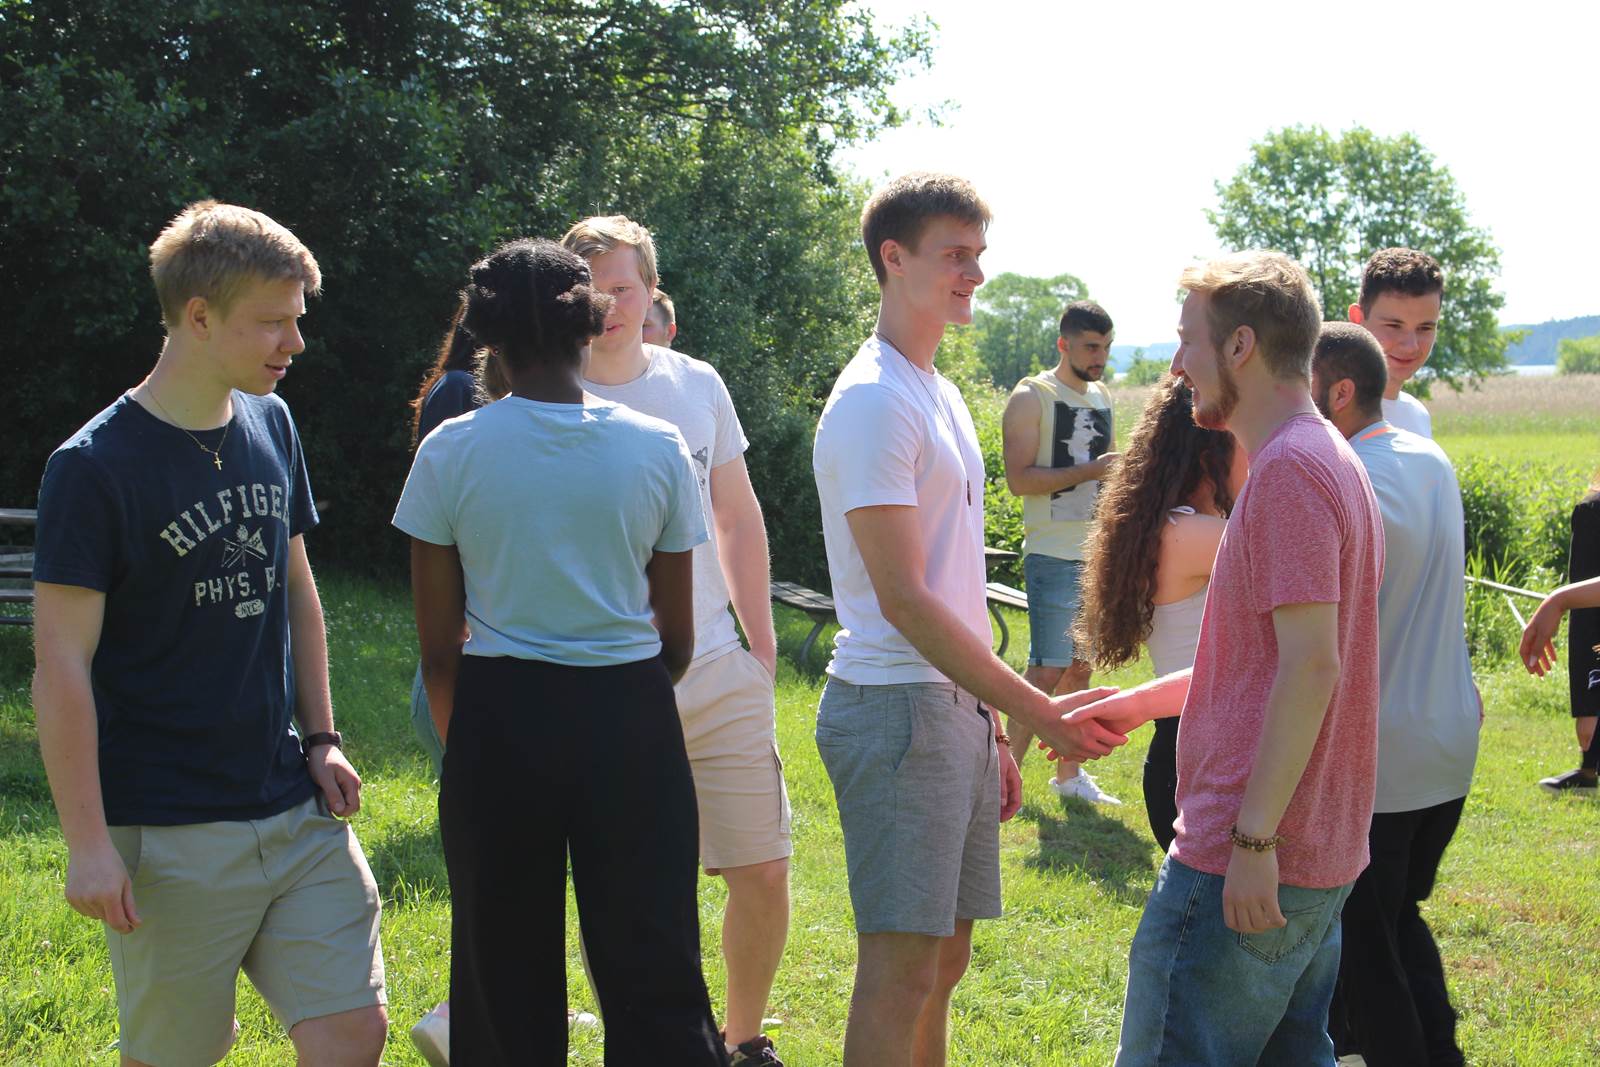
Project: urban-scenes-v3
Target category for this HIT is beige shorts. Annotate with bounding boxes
[106,794,386,1066]
[676,648,793,871]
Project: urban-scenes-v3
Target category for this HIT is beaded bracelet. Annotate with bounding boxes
[994,731,1011,746]
[1228,824,1283,852]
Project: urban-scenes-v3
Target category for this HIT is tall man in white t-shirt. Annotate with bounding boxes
[1002,300,1119,803]
[1348,248,1444,438]
[812,172,1126,1065]
[564,216,791,1067]
[1312,322,1479,1067]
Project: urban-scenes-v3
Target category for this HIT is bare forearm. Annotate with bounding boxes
[420,649,461,742]
[1006,462,1102,497]
[1555,576,1600,612]
[718,511,776,661]
[33,663,112,851]
[885,590,1048,728]
[1098,669,1192,731]
[1234,662,1339,837]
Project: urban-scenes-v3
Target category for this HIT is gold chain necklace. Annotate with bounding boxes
[875,330,972,506]
[142,382,230,471]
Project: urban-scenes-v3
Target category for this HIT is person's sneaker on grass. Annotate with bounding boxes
[410,1002,450,1067]
[412,1001,599,1066]
[1539,768,1599,794]
[1049,769,1122,805]
[727,1032,784,1065]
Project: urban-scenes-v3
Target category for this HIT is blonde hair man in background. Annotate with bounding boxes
[643,288,678,348]
[565,215,791,1067]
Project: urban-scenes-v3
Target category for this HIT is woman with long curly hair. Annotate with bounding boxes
[1072,374,1246,850]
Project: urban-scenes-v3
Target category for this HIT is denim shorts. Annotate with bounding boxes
[1023,552,1085,668]
[1115,856,1353,1066]
[814,679,1001,936]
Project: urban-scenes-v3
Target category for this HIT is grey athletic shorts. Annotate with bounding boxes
[815,678,1002,936]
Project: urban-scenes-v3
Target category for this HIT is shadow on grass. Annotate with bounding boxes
[365,818,450,906]
[1019,795,1158,905]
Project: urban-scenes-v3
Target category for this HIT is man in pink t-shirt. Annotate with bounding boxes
[1058,251,1384,1065]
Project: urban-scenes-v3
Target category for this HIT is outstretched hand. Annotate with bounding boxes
[1034,686,1127,763]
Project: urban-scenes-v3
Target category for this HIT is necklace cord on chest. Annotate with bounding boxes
[874,331,972,507]
[143,383,231,471]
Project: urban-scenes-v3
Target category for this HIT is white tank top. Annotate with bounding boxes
[1146,508,1209,676]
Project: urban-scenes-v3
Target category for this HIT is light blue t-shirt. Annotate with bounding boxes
[393,395,707,665]
[1350,421,1479,813]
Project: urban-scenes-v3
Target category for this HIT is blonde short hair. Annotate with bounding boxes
[1178,251,1322,382]
[149,200,321,327]
[560,215,659,291]
[651,288,676,326]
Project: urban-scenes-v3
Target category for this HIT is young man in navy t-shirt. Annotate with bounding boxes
[31,201,387,1066]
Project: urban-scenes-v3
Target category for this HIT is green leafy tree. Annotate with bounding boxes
[1209,126,1509,391]
[971,272,1088,388]
[1556,335,1600,375]
[0,0,929,584]
[1120,348,1167,386]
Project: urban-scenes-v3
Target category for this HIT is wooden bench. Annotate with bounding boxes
[770,579,836,668]
[0,509,34,627]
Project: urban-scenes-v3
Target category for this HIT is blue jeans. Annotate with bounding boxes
[1116,856,1353,1066]
[1022,553,1084,667]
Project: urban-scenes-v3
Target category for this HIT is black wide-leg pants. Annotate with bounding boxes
[1330,795,1467,1067]
[439,654,727,1066]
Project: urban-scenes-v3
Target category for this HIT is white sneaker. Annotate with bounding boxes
[410,1003,450,1066]
[1049,770,1122,805]
[569,1009,599,1029]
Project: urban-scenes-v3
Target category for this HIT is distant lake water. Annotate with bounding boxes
[1513,364,1556,376]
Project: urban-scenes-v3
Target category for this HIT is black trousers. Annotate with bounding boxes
[1143,716,1180,853]
[1330,796,1467,1067]
[439,655,727,1066]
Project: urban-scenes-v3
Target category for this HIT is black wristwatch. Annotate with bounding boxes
[300,730,343,756]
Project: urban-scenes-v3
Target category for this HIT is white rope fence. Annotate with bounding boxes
[1463,574,1548,630]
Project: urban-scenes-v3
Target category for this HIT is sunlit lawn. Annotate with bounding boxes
[2,571,1598,1064]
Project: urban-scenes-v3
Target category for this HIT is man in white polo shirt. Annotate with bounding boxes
[1312,321,1479,1067]
[813,172,1125,1065]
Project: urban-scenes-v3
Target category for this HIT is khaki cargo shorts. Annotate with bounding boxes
[106,794,386,1066]
[676,647,793,871]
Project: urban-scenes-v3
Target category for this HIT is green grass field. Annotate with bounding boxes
[2,376,1597,1064]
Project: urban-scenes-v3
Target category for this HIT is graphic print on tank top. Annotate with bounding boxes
[1049,403,1112,521]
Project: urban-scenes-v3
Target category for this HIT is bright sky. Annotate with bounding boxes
[840,0,1600,347]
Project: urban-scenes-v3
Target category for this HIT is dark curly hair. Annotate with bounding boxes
[460,238,613,371]
[1073,375,1237,669]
